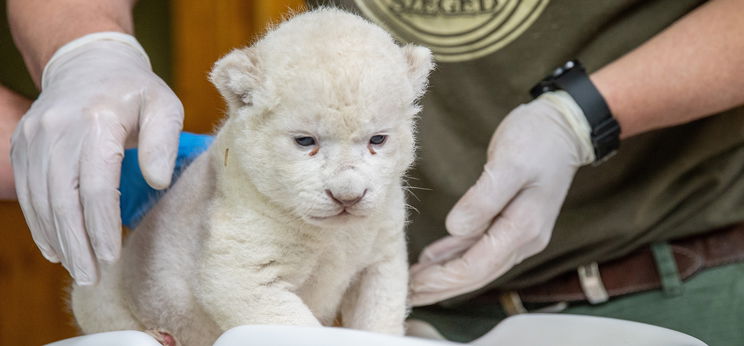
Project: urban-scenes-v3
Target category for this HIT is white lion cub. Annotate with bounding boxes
[70,8,433,346]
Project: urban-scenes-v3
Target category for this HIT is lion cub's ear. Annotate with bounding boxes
[401,44,435,99]
[209,48,261,112]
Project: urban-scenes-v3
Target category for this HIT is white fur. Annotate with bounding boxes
[71,8,433,346]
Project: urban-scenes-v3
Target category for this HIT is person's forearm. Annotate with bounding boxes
[590,0,744,139]
[0,85,32,200]
[7,0,137,86]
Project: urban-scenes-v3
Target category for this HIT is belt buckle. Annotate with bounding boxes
[498,291,568,316]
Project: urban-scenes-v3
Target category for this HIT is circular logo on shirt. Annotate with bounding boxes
[354,0,549,62]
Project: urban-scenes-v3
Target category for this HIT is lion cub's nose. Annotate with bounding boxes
[326,189,367,207]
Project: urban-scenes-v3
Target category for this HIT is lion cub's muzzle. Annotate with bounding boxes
[325,188,367,208]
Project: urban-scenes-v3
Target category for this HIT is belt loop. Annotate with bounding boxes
[499,291,527,315]
[577,262,609,304]
[651,242,684,297]
[498,291,569,315]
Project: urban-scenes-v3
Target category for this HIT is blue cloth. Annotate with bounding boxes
[119,132,214,228]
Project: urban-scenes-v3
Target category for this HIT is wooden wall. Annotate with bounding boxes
[173,0,306,133]
[0,1,304,345]
[0,203,75,345]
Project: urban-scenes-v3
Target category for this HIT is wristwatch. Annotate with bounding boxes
[530,60,621,164]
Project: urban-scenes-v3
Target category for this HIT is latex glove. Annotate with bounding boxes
[409,91,596,306]
[11,32,183,285]
[120,132,213,229]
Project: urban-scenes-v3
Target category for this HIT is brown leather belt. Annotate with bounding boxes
[489,223,744,312]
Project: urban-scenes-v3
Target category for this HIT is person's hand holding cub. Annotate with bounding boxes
[11,33,183,285]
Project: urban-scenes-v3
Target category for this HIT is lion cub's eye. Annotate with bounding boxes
[295,136,316,146]
[369,135,387,145]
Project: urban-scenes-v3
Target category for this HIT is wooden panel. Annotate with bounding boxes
[0,202,78,344]
[172,0,307,134]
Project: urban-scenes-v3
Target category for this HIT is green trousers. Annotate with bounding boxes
[411,259,744,346]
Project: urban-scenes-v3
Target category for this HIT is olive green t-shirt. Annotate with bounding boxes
[311,0,744,293]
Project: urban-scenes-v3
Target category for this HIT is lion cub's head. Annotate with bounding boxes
[210,8,434,226]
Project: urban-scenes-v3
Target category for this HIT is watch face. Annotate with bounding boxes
[530,60,584,98]
[551,60,580,77]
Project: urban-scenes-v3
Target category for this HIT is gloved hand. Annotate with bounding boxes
[11,32,183,285]
[409,91,596,306]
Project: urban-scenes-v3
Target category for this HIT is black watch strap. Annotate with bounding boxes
[530,60,621,163]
